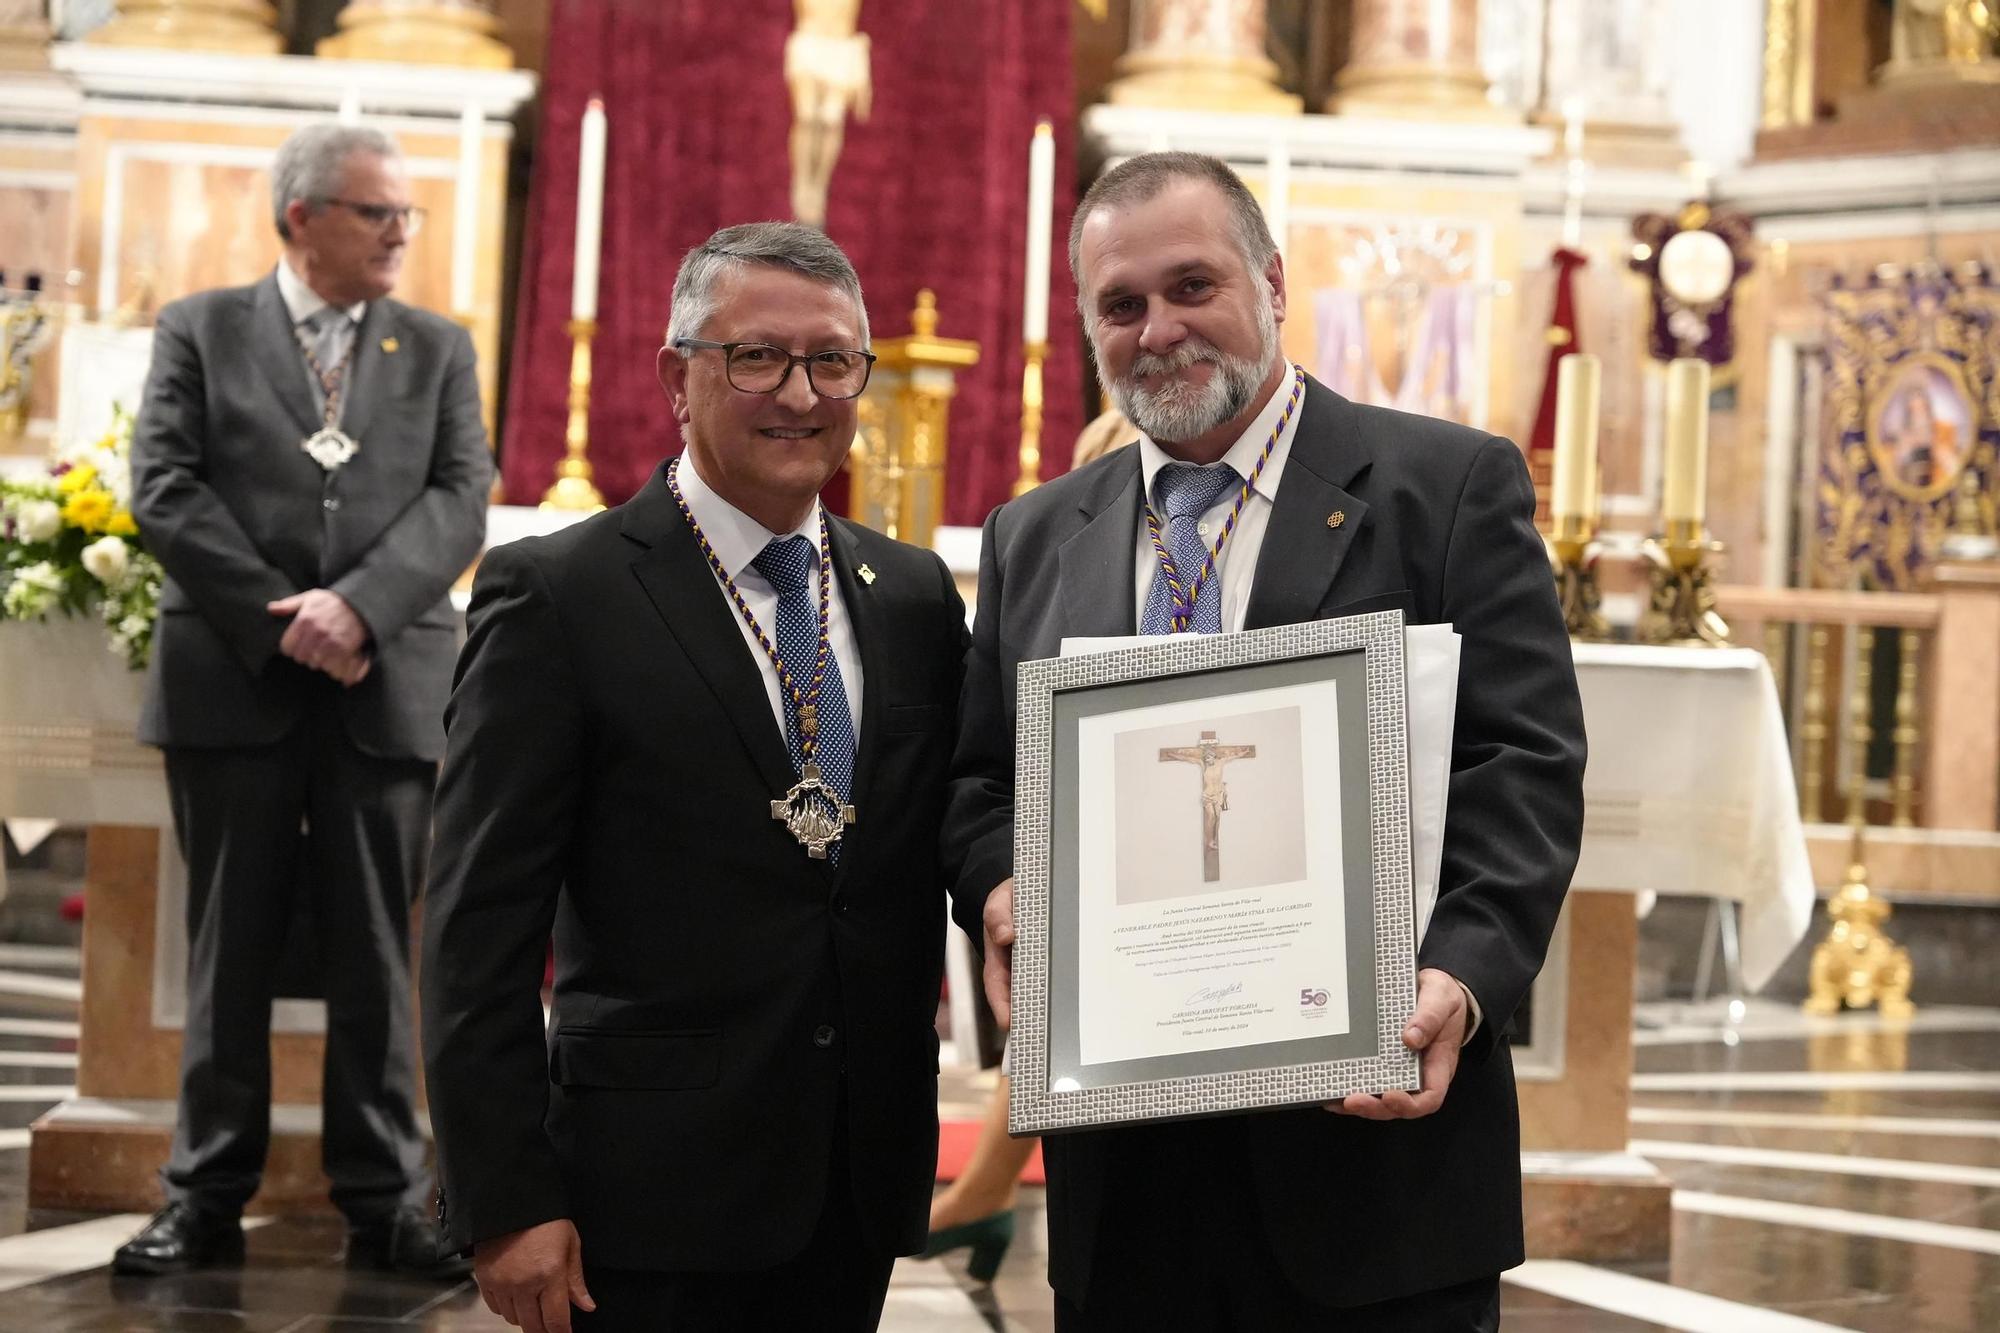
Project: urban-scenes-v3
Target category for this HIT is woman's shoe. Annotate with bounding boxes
[920,1209,1015,1283]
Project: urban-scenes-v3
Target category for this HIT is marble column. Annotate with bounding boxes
[85,0,280,54]
[1104,0,1300,115]
[318,0,511,69]
[1329,0,1493,116]
[0,0,51,70]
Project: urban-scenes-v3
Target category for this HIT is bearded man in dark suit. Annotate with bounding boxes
[946,152,1587,1331]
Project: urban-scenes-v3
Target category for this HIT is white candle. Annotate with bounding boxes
[1562,96,1584,160]
[1550,353,1601,522]
[1560,97,1585,249]
[451,103,483,317]
[1662,357,1711,525]
[571,97,608,324]
[1022,120,1054,346]
[338,87,361,125]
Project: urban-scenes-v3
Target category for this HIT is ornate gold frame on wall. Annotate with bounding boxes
[1816,266,2000,591]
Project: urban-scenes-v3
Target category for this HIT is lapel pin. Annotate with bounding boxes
[857,563,877,585]
[380,336,399,354]
[1327,511,1346,529]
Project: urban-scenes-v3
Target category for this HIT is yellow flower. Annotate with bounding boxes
[61,489,114,533]
[56,464,98,495]
[105,510,138,537]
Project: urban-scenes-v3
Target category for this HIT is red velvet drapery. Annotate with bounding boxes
[501,0,1083,527]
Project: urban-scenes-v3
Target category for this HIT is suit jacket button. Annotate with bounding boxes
[323,497,341,511]
[830,893,847,915]
[813,1024,836,1048]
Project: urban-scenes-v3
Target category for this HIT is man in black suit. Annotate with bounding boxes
[423,222,968,1333]
[119,123,492,1276]
[946,153,1586,1329]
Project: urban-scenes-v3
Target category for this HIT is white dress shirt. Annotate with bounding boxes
[275,257,367,334]
[673,453,864,742]
[1130,364,1305,632]
[1127,363,1483,1042]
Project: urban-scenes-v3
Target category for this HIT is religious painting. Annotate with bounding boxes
[1111,705,1308,905]
[1865,353,1976,502]
[1007,613,1420,1135]
[1816,265,2000,591]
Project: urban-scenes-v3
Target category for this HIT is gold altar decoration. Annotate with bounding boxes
[1804,824,1915,1017]
[785,0,871,229]
[1550,516,1609,642]
[1815,263,2000,592]
[1105,0,1300,114]
[87,0,280,54]
[0,287,54,450]
[317,0,512,69]
[1014,341,1048,498]
[1881,0,2000,87]
[846,290,978,550]
[1329,0,1495,118]
[1760,0,1819,129]
[1636,520,1731,647]
[540,318,606,513]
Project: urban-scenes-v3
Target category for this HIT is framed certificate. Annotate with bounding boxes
[1009,611,1421,1136]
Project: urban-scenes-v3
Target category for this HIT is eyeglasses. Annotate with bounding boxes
[673,338,876,400]
[322,199,426,236]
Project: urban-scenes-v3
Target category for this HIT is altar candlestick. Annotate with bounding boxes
[1022,120,1054,345]
[1550,353,1600,522]
[451,103,482,318]
[571,97,607,323]
[1663,357,1711,526]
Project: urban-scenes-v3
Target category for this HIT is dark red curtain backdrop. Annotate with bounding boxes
[502,0,1083,527]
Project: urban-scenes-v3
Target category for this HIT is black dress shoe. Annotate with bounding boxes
[347,1205,473,1281]
[111,1202,245,1276]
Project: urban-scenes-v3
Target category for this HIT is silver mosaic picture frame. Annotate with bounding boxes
[1009,611,1421,1136]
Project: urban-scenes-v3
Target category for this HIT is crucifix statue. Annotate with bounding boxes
[785,0,872,229]
[1159,730,1257,883]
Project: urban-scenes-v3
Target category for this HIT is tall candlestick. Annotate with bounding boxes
[571,97,607,323]
[1022,120,1054,345]
[1662,357,1711,526]
[451,103,482,318]
[1549,353,1600,523]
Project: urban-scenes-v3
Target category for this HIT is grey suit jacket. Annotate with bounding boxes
[130,273,492,761]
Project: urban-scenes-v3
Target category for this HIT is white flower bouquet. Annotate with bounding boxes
[0,405,163,668]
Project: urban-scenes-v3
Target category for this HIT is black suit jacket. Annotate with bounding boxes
[130,274,492,761]
[943,376,1586,1309]
[422,464,969,1271]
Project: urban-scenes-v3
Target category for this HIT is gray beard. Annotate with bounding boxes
[1105,303,1280,446]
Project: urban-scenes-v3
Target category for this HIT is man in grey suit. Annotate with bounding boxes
[116,123,491,1278]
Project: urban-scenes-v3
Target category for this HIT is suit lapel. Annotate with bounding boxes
[1243,379,1373,632]
[1059,455,1143,641]
[622,469,799,802]
[339,300,397,446]
[250,276,320,441]
[825,518,883,878]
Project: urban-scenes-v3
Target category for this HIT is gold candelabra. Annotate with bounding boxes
[1547,512,1610,640]
[542,317,607,513]
[1804,818,1914,1017]
[1013,340,1048,498]
[1635,518,1730,646]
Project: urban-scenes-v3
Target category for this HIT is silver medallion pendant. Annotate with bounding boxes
[302,427,360,472]
[769,761,856,860]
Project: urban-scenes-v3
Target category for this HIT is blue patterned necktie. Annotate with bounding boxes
[1141,463,1243,635]
[752,534,856,860]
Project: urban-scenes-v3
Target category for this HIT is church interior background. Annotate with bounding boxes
[2,0,2000,1327]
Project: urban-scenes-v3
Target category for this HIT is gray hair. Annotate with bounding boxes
[1068,151,1278,307]
[667,221,870,350]
[271,123,399,241]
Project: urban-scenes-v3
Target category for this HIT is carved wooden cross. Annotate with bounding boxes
[1158,730,1257,883]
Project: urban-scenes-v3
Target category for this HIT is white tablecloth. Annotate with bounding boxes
[1571,643,1816,991]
